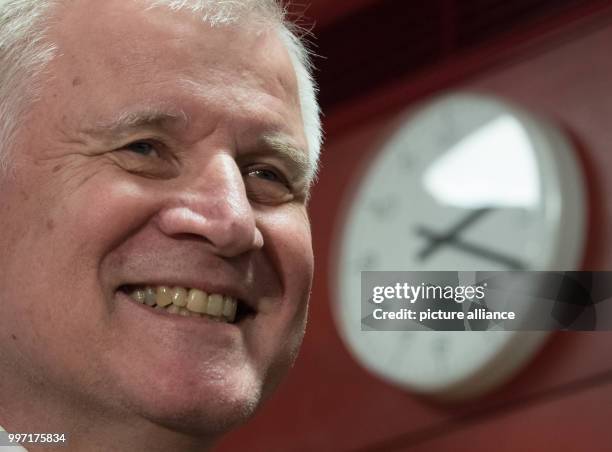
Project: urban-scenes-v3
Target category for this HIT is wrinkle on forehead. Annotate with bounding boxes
[53,1,297,83]
[51,1,301,112]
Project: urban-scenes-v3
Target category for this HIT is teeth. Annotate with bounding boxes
[223,296,237,323]
[156,286,173,307]
[186,289,208,313]
[166,304,180,315]
[171,287,188,307]
[206,294,224,317]
[125,285,241,323]
[144,287,157,306]
[131,288,146,304]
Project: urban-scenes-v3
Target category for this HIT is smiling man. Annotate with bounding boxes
[0,0,321,450]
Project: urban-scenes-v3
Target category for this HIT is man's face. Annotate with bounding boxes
[0,0,313,434]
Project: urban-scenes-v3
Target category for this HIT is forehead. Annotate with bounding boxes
[43,0,304,146]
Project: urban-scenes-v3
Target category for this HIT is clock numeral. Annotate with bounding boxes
[369,196,399,219]
[433,337,448,355]
[398,151,416,170]
[354,252,379,271]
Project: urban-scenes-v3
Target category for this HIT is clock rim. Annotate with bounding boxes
[330,92,588,399]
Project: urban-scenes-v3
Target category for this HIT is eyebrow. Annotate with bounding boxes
[258,134,313,185]
[81,108,189,140]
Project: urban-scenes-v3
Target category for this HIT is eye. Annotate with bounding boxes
[248,168,284,183]
[244,166,293,204]
[124,140,161,157]
[112,139,178,179]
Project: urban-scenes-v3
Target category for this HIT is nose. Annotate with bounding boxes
[156,154,264,257]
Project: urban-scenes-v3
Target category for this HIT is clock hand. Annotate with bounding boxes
[416,228,527,270]
[415,207,527,269]
[416,208,493,260]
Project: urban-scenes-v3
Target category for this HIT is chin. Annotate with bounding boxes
[125,367,264,437]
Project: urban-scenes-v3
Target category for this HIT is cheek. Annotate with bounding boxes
[61,178,156,255]
[0,172,166,378]
[261,206,314,298]
[0,174,158,336]
[255,206,313,357]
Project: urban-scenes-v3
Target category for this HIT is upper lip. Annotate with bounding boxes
[118,278,257,312]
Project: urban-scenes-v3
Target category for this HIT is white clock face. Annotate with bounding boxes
[333,93,586,399]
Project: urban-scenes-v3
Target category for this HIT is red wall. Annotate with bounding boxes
[216,7,612,452]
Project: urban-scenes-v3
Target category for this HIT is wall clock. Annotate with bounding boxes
[332,92,587,399]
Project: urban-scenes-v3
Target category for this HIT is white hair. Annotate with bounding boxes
[0,0,322,178]
[0,0,57,172]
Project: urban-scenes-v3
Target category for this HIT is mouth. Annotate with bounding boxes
[118,285,255,324]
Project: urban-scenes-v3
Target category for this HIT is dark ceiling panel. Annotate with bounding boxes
[456,0,585,46]
[313,0,443,109]
[313,0,602,110]
[287,0,381,28]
